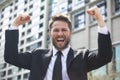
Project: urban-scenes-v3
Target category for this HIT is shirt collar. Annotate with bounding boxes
[52,45,70,57]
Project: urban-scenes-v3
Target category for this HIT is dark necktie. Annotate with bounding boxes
[52,51,62,80]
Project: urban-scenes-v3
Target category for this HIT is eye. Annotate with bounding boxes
[53,29,59,32]
[62,28,68,32]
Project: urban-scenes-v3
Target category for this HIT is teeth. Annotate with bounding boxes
[57,38,64,40]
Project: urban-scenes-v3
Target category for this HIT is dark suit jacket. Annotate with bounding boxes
[4,30,112,80]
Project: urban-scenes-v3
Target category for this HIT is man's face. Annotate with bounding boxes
[50,21,71,50]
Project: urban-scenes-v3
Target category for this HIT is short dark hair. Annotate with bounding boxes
[49,14,72,31]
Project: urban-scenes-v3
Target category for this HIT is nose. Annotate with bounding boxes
[58,30,63,36]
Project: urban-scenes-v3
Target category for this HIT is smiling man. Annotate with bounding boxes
[4,6,112,80]
[49,17,71,51]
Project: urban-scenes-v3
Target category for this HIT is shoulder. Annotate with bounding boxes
[31,48,50,55]
[73,48,90,58]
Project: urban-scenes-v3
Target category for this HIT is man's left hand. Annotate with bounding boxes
[87,6,106,28]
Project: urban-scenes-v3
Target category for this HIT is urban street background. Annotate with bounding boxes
[0,0,120,80]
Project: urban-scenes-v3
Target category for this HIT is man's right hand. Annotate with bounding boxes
[12,14,31,27]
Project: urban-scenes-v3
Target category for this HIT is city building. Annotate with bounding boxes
[0,0,120,80]
[0,0,49,80]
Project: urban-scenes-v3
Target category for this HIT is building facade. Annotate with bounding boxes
[0,0,120,80]
[0,0,49,80]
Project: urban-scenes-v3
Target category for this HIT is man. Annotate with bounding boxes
[4,6,112,80]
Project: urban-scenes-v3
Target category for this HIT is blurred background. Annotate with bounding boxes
[0,0,120,80]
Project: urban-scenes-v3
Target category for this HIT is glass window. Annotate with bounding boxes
[27,29,31,34]
[97,0,107,18]
[115,45,120,72]
[0,29,2,32]
[7,77,13,80]
[29,4,33,9]
[0,36,1,39]
[28,21,32,25]
[68,0,72,11]
[10,3,13,6]
[92,65,107,77]
[20,49,23,52]
[41,0,45,2]
[115,0,120,13]
[20,40,24,45]
[17,75,21,80]
[39,23,43,28]
[38,41,42,47]
[91,50,107,78]
[73,10,85,30]
[26,41,42,51]
[73,0,85,8]
[10,9,12,13]
[2,8,4,12]
[115,77,120,80]
[24,73,29,79]
[41,6,44,11]
[23,24,26,28]
[24,8,27,12]
[8,24,11,27]
[40,14,44,19]
[0,71,6,77]
[29,13,32,16]
[91,0,107,23]
[59,2,68,13]
[1,14,4,18]
[15,0,18,3]
[24,0,28,4]
[0,22,3,25]
[0,63,7,69]
[9,17,12,20]
[22,32,25,37]
[26,34,39,43]
[39,32,43,38]
[14,14,17,18]
[14,6,18,10]
[27,36,35,43]
[18,68,22,72]
[8,69,13,75]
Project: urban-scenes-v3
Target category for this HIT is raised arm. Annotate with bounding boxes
[86,6,113,71]
[4,14,32,69]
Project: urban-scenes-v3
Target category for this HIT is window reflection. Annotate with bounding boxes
[74,10,85,30]
[90,0,107,23]
[115,45,120,72]
[92,65,107,77]
[115,0,120,13]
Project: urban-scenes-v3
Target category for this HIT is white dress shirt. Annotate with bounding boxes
[9,26,108,80]
[44,46,70,80]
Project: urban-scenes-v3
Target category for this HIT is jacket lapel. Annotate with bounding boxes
[66,48,76,69]
[42,49,53,78]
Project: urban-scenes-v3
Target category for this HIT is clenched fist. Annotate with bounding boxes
[12,14,31,27]
[86,6,106,27]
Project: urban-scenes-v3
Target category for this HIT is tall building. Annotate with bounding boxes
[0,0,120,80]
[0,0,49,80]
[49,0,120,80]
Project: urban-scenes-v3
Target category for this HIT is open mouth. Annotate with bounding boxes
[57,38,64,42]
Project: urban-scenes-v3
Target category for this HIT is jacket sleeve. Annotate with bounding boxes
[4,30,32,70]
[86,32,113,72]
